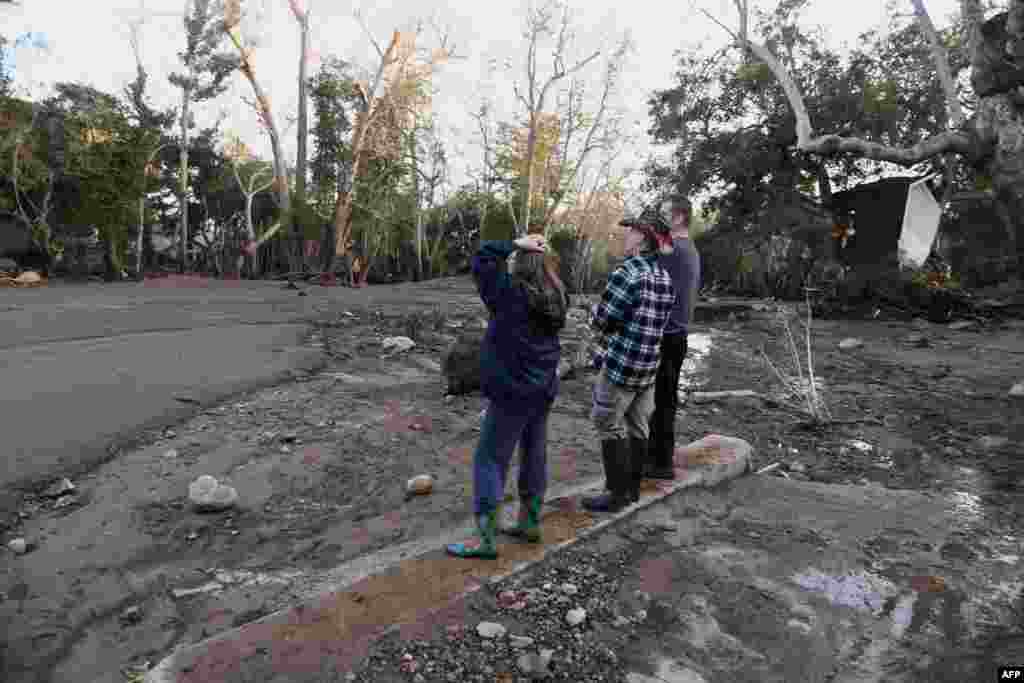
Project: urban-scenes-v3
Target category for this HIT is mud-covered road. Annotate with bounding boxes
[2,275,1022,682]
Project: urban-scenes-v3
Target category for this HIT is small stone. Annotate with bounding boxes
[542,582,553,591]
[444,394,455,404]
[476,621,506,639]
[948,320,975,330]
[565,607,587,626]
[613,616,630,627]
[406,475,434,496]
[633,609,648,622]
[382,336,416,353]
[561,583,579,595]
[510,635,535,649]
[163,449,179,458]
[1009,382,1024,398]
[7,538,27,554]
[838,338,863,350]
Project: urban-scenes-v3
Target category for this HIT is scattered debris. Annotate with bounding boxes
[690,390,760,404]
[170,583,221,599]
[119,605,143,625]
[43,478,76,498]
[0,270,45,287]
[188,475,239,512]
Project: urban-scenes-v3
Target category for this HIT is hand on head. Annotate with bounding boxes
[514,234,547,253]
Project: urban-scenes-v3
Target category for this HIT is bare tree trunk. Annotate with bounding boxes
[294,10,310,271]
[178,88,191,272]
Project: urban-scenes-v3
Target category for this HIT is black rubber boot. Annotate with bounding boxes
[582,439,631,513]
[628,437,647,503]
[645,433,676,480]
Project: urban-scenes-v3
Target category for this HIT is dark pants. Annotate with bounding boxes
[649,332,689,469]
[473,397,552,515]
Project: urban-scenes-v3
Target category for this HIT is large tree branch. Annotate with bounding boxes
[704,6,977,171]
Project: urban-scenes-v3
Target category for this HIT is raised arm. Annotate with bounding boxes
[471,240,517,313]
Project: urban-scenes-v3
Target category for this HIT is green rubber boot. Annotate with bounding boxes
[501,495,543,543]
[446,508,499,559]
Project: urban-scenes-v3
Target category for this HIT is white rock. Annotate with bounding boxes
[509,635,535,649]
[1010,382,1024,397]
[188,475,238,511]
[406,475,434,496]
[382,336,416,352]
[7,538,27,554]
[561,583,579,595]
[948,320,975,330]
[565,607,587,626]
[838,338,863,350]
[476,621,506,639]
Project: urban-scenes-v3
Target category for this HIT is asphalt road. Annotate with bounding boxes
[0,278,334,498]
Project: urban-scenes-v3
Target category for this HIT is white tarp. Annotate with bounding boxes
[898,176,942,268]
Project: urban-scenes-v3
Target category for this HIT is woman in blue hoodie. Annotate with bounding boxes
[446,233,568,559]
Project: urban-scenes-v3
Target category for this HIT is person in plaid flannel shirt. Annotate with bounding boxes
[582,206,676,513]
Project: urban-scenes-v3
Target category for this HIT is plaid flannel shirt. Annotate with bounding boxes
[591,253,675,389]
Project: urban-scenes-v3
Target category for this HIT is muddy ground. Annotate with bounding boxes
[1,276,1023,682]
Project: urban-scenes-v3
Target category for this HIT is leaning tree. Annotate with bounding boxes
[712,0,1024,280]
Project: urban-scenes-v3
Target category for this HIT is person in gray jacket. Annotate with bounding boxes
[645,197,701,479]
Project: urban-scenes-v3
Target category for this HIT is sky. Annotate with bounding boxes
[2,0,964,210]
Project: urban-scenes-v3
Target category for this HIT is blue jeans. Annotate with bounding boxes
[472,397,552,515]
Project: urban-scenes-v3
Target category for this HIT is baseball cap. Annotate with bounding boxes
[619,204,671,234]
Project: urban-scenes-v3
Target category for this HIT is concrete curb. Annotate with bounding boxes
[146,443,751,682]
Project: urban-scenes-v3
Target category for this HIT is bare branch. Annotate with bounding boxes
[353,9,386,59]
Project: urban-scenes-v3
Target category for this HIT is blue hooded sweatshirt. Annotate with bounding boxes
[471,240,567,404]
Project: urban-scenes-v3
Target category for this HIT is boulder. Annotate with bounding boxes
[676,434,753,487]
[188,475,238,512]
[442,330,485,395]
